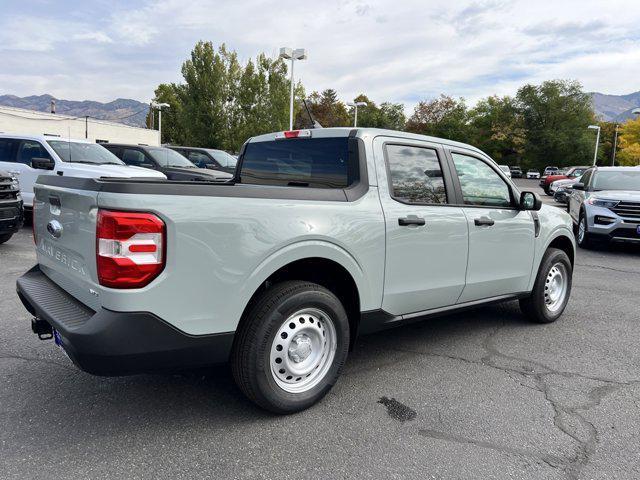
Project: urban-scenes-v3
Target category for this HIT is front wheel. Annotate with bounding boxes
[231,281,350,414]
[576,213,592,249]
[520,248,572,323]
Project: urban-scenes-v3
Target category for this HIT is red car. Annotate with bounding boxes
[541,166,589,195]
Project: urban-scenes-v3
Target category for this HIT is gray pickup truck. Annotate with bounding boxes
[17,128,575,413]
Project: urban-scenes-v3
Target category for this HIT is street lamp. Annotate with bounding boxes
[346,101,368,127]
[587,125,600,166]
[279,47,307,131]
[151,102,170,145]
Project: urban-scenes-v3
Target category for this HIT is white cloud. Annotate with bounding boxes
[1,0,639,109]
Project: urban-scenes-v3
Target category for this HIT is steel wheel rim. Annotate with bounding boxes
[269,308,337,394]
[578,217,586,243]
[544,262,568,313]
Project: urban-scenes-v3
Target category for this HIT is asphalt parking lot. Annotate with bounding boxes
[1,179,639,480]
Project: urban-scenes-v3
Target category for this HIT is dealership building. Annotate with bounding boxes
[0,105,159,146]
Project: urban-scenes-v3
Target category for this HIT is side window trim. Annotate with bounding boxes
[445,148,517,209]
[382,141,454,206]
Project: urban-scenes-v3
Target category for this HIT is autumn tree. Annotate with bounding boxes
[306,89,350,127]
[346,94,406,130]
[405,95,469,141]
[617,116,640,166]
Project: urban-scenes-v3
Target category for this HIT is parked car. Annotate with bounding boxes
[18,127,575,414]
[540,166,589,195]
[526,169,541,179]
[0,170,23,244]
[567,167,640,248]
[168,146,237,174]
[102,144,233,182]
[0,134,166,210]
[543,166,559,176]
[498,165,512,178]
[510,166,523,178]
[551,179,577,204]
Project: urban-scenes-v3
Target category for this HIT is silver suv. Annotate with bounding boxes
[568,166,640,248]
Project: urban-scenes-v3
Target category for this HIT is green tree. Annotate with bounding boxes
[467,95,525,164]
[515,80,595,168]
[150,41,301,152]
[346,94,406,130]
[405,95,469,141]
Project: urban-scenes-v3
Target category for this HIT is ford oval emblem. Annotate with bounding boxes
[47,220,63,238]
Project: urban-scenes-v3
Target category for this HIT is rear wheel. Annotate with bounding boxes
[231,281,349,414]
[520,248,572,323]
[0,233,13,244]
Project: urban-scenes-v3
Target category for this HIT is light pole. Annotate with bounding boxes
[279,47,307,131]
[347,101,368,127]
[587,125,600,166]
[151,102,170,145]
[612,124,619,166]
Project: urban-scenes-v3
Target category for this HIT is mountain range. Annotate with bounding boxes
[0,94,149,128]
[1,91,639,127]
[590,91,640,122]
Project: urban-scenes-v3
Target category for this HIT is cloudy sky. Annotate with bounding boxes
[1,0,639,110]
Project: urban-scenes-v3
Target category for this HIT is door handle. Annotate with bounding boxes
[398,216,426,226]
[474,216,495,226]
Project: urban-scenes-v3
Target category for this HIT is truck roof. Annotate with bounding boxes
[248,127,488,157]
[0,132,93,144]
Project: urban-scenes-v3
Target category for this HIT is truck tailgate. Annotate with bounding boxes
[33,183,101,311]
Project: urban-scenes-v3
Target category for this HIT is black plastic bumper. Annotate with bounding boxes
[16,265,234,376]
[0,201,24,235]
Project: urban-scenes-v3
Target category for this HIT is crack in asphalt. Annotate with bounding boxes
[417,428,565,470]
[388,323,640,479]
[0,353,76,372]
[576,263,640,275]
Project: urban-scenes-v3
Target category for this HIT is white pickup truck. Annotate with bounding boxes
[17,128,575,413]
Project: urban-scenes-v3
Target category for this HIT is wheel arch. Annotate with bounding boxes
[237,241,368,346]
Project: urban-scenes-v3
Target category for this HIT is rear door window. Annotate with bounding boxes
[385,144,447,204]
[239,137,354,188]
[122,148,149,167]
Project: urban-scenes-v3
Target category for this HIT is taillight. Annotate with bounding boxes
[96,210,165,289]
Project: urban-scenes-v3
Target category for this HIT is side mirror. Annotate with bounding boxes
[30,157,55,170]
[572,182,585,191]
[520,191,542,211]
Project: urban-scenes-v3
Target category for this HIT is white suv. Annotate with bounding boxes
[0,134,166,209]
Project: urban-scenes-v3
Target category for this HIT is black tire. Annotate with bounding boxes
[231,281,350,414]
[576,212,592,249]
[0,233,13,244]
[520,248,572,323]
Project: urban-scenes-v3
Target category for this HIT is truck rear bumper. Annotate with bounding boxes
[16,265,234,376]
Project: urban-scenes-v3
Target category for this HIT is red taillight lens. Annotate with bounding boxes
[96,210,165,289]
[284,130,300,138]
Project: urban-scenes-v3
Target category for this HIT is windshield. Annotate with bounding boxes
[47,141,124,165]
[568,168,587,178]
[147,147,196,168]
[592,170,640,192]
[206,149,237,168]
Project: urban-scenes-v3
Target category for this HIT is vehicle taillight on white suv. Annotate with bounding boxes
[96,210,166,288]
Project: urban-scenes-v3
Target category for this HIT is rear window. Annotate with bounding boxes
[239,137,355,188]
